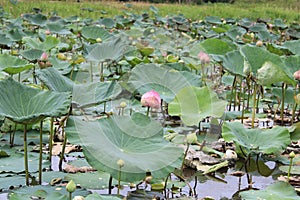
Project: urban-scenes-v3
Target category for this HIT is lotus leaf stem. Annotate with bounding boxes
[59,125,66,171]
[181,143,189,175]
[9,123,17,147]
[241,80,246,124]
[251,84,257,128]
[229,76,237,111]
[49,117,54,170]
[108,175,112,195]
[281,83,286,126]
[117,167,121,196]
[146,106,150,116]
[39,120,43,185]
[24,124,29,186]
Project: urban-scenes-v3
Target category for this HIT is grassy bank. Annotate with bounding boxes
[0,0,299,23]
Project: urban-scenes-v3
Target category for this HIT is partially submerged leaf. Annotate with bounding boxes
[240,181,299,200]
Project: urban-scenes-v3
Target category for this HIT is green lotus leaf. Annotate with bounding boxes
[81,25,111,41]
[64,171,112,190]
[226,26,247,41]
[8,185,90,200]
[199,38,234,55]
[274,18,288,29]
[205,16,222,25]
[283,55,300,78]
[126,63,201,103]
[220,50,245,77]
[66,114,183,182]
[36,68,73,92]
[36,67,122,108]
[222,122,290,156]
[46,21,71,35]
[99,18,116,29]
[240,45,283,75]
[257,61,296,86]
[240,181,299,200]
[283,40,300,55]
[20,49,44,61]
[22,13,47,26]
[168,86,227,126]
[23,36,59,51]
[85,193,122,200]
[7,28,24,42]
[86,37,128,63]
[0,78,71,124]
[0,54,34,74]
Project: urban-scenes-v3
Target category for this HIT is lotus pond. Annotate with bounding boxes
[0,4,300,200]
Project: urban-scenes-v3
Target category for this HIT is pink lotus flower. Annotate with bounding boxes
[40,52,48,61]
[141,90,161,109]
[198,51,210,64]
[294,70,300,80]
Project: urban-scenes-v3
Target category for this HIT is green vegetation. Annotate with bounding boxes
[1,0,299,23]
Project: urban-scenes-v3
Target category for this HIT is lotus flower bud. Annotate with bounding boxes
[45,29,51,35]
[40,52,48,61]
[198,51,210,64]
[256,40,263,47]
[289,151,295,159]
[141,90,161,109]
[186,132,197,144]
[66,180,76,193]
[96,38,102,43]
[120,102,127,108]
[294,70,300,80]
[117,159,125,168]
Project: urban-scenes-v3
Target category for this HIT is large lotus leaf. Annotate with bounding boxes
[257,61,296,86]
[0,54,34,74]
[20,49,44,61]
[64,171,112,190]
[22,36,59,51]
[81,26,111,41]
[226,26,247,41]
[66,114,183,182]
[46,21,71,35]
[22,13,47,26]
[86,37,128,62]
[220,50,245,77]
[36,68,122,108]
[0,78,71,124]
[199,38,234,55]
[222,122,290,155]
[0,144,49,173]
[240,45,283,75]
[126,63,201,103]
[72,81,122,108]
[36,68,74,92]
[8,185,90,200]
[283,40,300,55]
[240,181,299,200]
[99,18,116,29]
[85,193,121,200]
[283,55,300,78]
[168,86,227,126]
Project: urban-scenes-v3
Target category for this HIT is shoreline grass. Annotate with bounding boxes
[0,0,299,23]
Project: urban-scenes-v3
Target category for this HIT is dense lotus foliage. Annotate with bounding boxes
[0,5,299,200]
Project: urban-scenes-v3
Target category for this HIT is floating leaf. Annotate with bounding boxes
[240,181,299,200]
[66,114,183,182]
[168,86,227,126]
